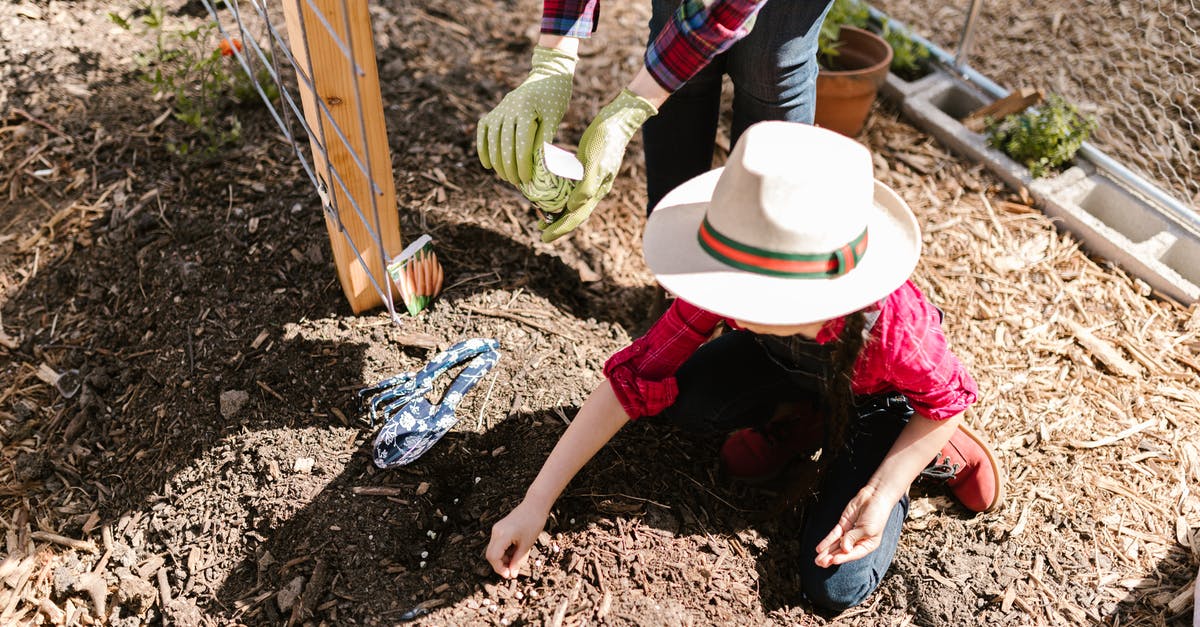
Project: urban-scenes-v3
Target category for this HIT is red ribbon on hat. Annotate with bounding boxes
[698,217,868,278]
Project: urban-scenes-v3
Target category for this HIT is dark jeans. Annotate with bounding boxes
[657,330,911,612]
[642,0,834,212]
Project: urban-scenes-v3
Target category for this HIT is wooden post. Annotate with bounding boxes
[282,0,401,313]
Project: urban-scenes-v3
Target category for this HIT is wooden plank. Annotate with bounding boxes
[963,88,1044,133]
[282,0,401,313]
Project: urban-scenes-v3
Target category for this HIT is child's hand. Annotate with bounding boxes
[813,484,898,567]
[486,501,549,578]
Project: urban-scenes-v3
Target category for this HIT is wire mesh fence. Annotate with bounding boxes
[874,0,1200,213]
[199,0,403,317]
[1102,0,1200,210]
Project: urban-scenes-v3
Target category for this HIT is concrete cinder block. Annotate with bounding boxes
[900,70,1200,304]
[900,74,1033,193]
[879,69,943,104]
[1162,238,1200,292]
[1034,168,1200,303]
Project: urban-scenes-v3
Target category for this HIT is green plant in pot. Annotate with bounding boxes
[817,0,871,64]
[986,94,1096,177]
[814,0,893,136]
[818,1,929,78]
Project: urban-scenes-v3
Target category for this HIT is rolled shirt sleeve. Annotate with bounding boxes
[603,299,723,419]
[857,282,978,420]
[541,0,601,38]
[541,0,766,92]
[644,0,767,91]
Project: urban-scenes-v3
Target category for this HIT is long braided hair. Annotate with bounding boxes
[822,309,871,459]
[773,310,871,514]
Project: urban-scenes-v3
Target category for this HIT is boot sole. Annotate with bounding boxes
[957,420,1006,512]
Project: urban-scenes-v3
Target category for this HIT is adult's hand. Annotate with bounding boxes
[539,88,657,242]
[477,46,577,185]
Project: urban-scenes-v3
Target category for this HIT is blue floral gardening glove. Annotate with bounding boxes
[540,89,657,242]
[477,46,577,185]
[360,338,501,468]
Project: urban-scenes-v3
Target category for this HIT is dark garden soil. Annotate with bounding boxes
[2,0,1199,626]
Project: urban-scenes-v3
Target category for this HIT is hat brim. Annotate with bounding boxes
[643,168,921,326]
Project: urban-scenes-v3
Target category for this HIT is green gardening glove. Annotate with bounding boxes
[477,46,577,185]
[539,89,657,242]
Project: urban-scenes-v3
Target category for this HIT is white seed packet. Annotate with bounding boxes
[541,142,583,181]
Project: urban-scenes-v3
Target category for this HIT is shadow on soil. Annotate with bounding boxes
[5,45,1187,627]
[1,96,655,622]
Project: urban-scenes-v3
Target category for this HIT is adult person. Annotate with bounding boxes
[477,0,835,241]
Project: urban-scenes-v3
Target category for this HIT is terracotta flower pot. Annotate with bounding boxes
[815,25,893,137]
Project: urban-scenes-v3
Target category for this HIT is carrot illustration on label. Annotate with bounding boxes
[386,235,444,316]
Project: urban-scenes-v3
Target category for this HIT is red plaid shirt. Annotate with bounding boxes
[541,0,767,92]
[604,280,979,420]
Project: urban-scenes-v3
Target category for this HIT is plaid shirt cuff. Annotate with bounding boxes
[645,0,765,91]
[902,365,978,420]
[603,299,723,419]
[541,0,600,37]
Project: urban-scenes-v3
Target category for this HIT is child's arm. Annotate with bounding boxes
[813,412,961,567]
[486,380,629,578]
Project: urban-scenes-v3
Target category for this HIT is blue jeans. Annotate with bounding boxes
[656,330,911,612]
[642,0,834,212]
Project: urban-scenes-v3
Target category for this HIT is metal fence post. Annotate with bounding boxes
[954,0,985,72]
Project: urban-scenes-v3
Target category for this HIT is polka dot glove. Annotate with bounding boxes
[540,89,657,242]
[476,46,577,186]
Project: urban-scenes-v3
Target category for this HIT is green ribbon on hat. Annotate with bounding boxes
[698,216,870,278]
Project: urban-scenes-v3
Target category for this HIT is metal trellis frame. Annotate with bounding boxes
[200,0,405,316]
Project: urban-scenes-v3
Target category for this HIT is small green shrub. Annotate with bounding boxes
[986,94,1096,177]
[109,3,277,157]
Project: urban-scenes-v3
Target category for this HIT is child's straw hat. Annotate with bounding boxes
[643,121,921,325]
